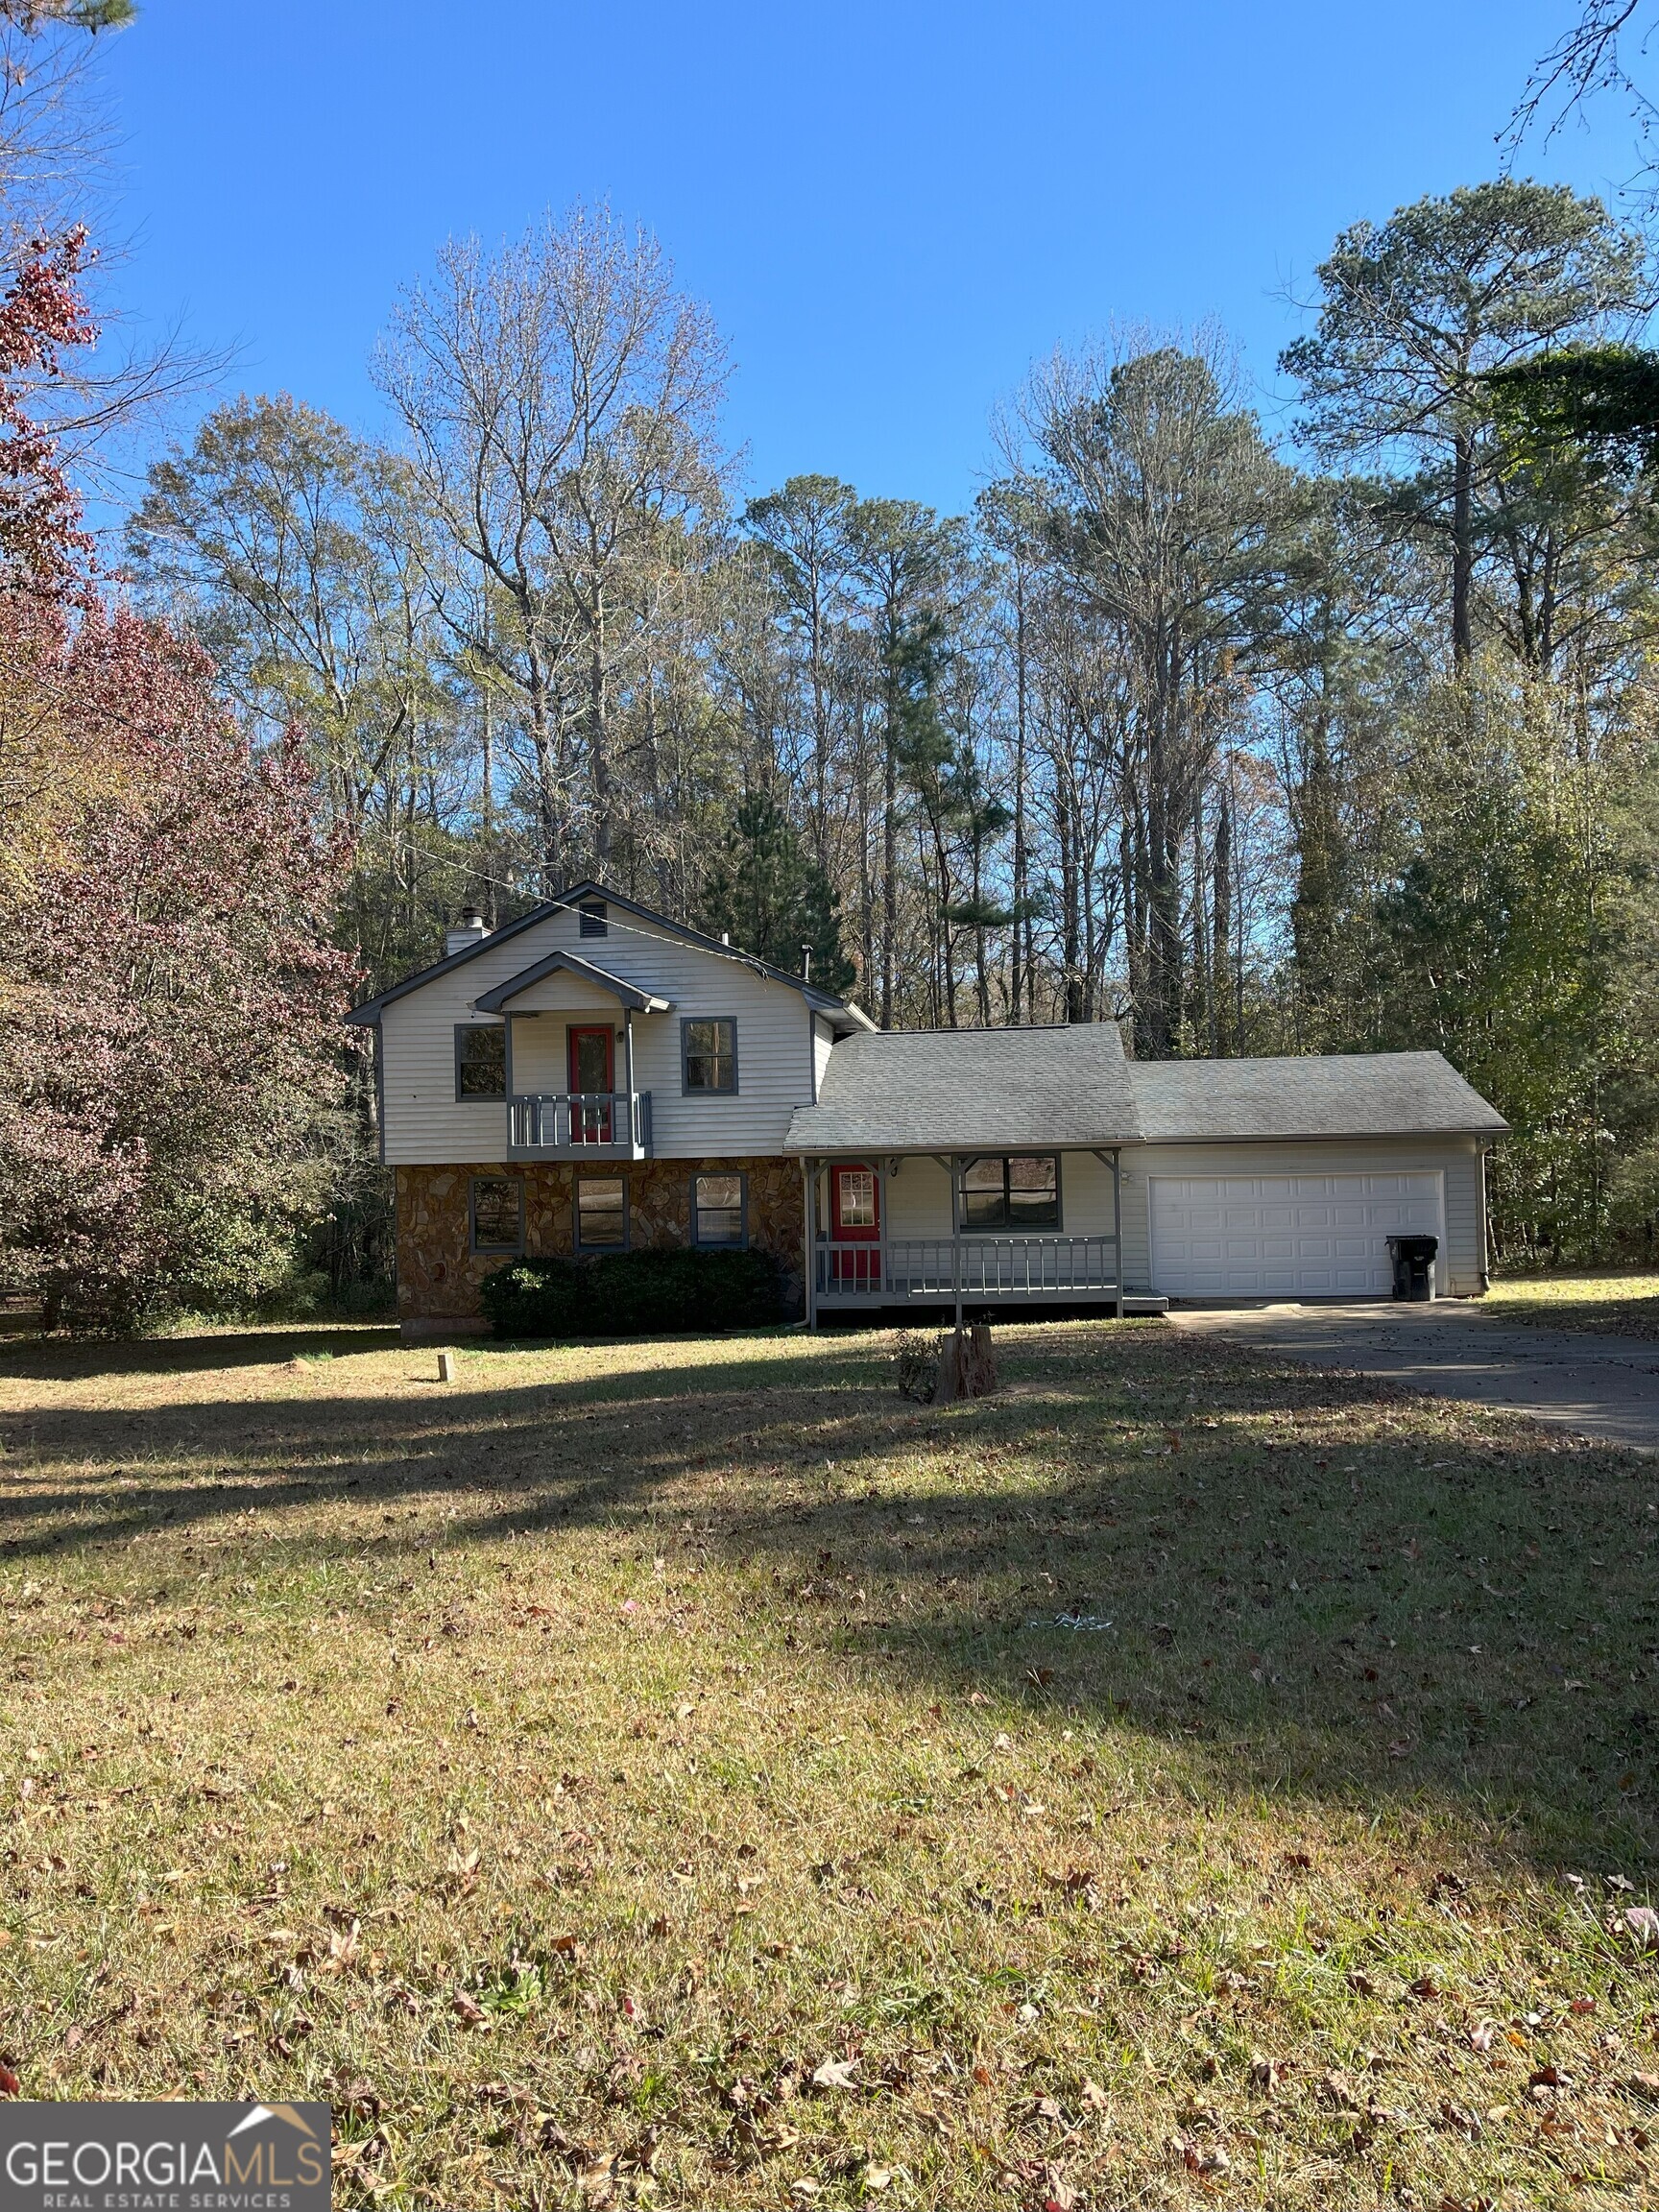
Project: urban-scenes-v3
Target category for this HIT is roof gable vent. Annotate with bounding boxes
[578,899,608,939]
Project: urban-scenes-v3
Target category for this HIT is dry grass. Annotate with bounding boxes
[1487,1271,1659,1343]
[2,1316,1658,2210]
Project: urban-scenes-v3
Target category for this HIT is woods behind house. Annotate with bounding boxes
[7,0,1659,1322]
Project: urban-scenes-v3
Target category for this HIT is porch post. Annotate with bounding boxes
[623,1006,636,1149]
[1113,1146,1123,1320]
[880,1157,891,1297]
[803,1158,817,1330]
[503,1013,516,1155]
[950,1153,962,1332]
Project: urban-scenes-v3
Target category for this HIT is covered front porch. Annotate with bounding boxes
[800,1150,1126,1322]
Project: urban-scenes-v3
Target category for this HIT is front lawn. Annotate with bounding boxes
[1487,1269,1659,1342]
[1,1318,1655,2209]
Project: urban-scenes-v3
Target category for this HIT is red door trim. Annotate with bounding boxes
[830,1164,879,1289]
[567,1024,614,1143]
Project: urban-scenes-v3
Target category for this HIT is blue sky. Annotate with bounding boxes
[87,0,1647,521]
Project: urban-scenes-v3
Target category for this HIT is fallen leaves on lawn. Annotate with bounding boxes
[1321,2070,1362,2112]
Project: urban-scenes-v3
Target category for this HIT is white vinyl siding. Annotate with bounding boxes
[884,1154,950,1239]
[1118,1139,1486,1298]
[377,909,816,1165]
[848,1148,1121,1242]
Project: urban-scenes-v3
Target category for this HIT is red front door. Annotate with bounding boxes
[830,1164,879,1289]
[567,1025,614,1143]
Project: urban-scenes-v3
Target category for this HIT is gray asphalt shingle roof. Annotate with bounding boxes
[1127,1050,1508,1142]
[784,1024,1140,1153]
[783,1030,1506,1153]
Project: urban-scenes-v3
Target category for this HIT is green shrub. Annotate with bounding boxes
[481,1247,784,1338]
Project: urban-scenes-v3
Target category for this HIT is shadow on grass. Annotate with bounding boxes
[2,1319,1655,1871]
[0,1323,403,1382]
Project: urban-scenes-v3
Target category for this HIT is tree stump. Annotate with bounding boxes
[936,1323,998,1404]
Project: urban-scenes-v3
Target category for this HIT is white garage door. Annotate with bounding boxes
[1149,1171,1444,1298]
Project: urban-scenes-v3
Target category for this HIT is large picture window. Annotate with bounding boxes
[692,1170,746,1247]
[454,1023,507,1099]
[682,1017,737,1094]
[960,1155,1060,1231]
[470,1175,523,1254]
[576,1175,628,1250]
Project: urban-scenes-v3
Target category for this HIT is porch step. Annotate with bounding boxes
[1122,1295,1169,1316]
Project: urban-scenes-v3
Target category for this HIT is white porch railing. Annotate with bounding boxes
[815,1235,1118,1300]
[508,1091,653,1159]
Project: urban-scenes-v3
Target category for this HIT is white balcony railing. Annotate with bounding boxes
[508,1091,652,1158]
[815,1235,1118,1301]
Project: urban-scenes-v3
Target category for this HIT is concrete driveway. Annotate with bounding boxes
[1169,1299,1659,1454]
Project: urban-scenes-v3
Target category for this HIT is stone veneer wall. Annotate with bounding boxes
[394,1157,805,1323]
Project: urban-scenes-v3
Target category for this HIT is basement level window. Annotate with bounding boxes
[579,900,608,938]
[577,1175,628,1250]
[693,1171,746,1248]
[470,1176,523,1255]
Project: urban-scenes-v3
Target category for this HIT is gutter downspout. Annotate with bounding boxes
[1478,1142,1491,1295]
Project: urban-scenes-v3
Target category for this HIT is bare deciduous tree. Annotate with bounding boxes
[1016,332,1300,1054]
[373,203,727,886]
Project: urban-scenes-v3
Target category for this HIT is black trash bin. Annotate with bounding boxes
[1385,1234,1438,1302]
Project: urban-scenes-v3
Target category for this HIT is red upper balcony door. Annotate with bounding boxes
[567,1025,613,1143]
[830,1164,879,1288]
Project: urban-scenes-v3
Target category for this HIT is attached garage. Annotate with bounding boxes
[1148,1169,1445,1299]
[1122,1054,1508,1303]
[787,1028,1507,1317]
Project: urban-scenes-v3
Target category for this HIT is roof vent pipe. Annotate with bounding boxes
[801,946,812,981]
[445,906,491,958]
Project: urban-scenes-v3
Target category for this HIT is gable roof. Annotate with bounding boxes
[472,948,672,1016]
[784,1030,1507,1154]
[344,878,875,1029]
[1128,1050,1508,1142]
[784,1024,1142,1153]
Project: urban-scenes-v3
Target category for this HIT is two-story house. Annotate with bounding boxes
[346,880,1507,1337]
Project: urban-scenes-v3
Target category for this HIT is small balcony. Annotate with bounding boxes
[508,1091,653,1161]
